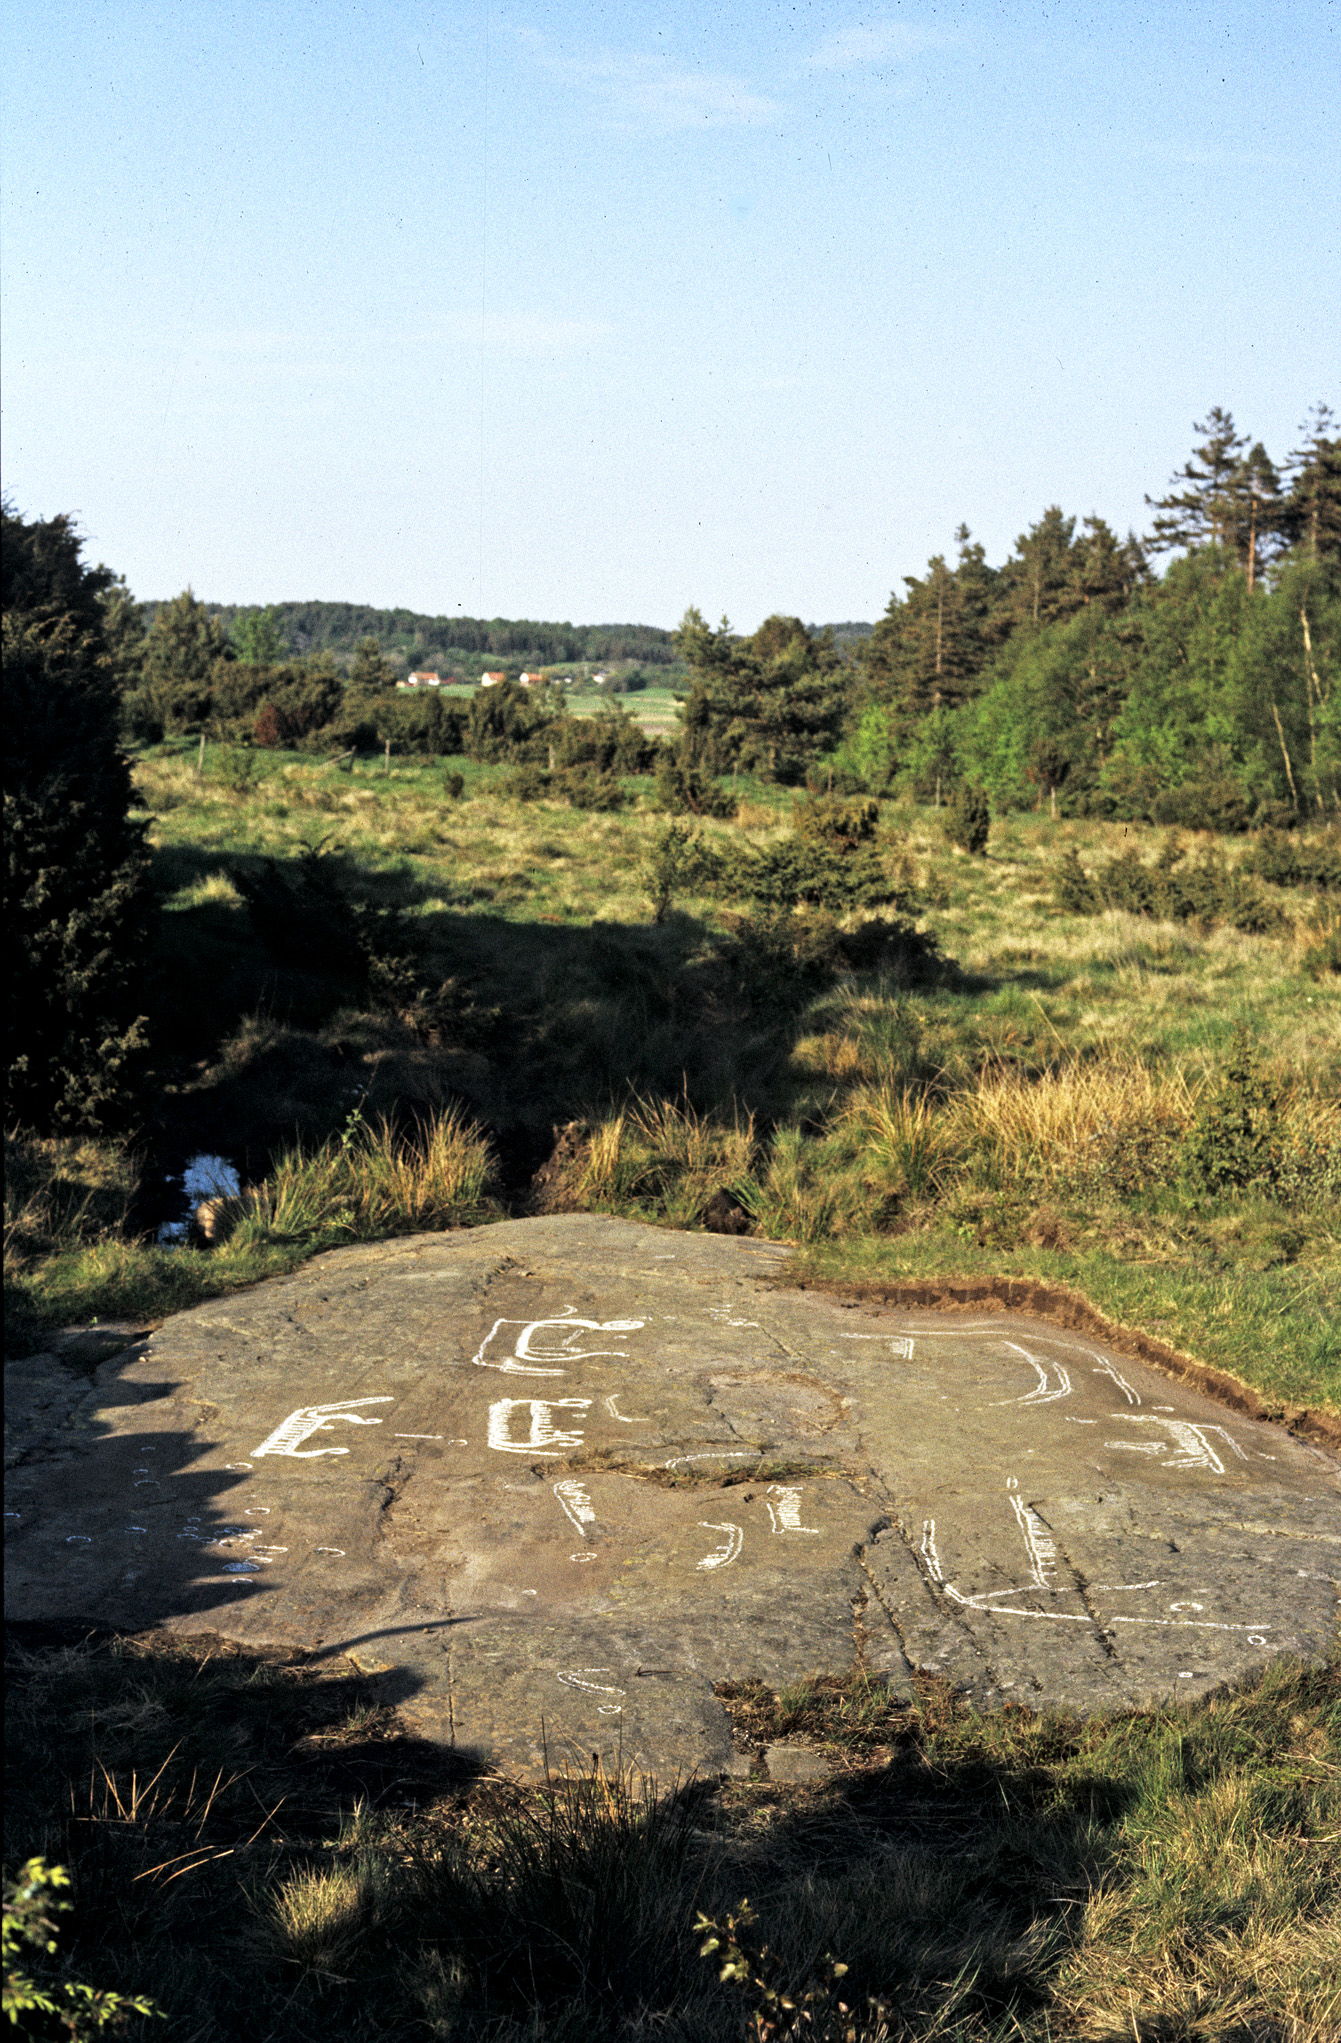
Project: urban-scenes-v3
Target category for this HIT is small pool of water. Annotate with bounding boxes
[157,1154,241,1245]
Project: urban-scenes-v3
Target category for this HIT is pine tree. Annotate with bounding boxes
[139,588,232,731]
[1066,515,1148,612]
[2,505,153,1130]
[858,529,999,722]
[349,635,398,691]
[674,611,849,783]
[1002,506,1081,629]
[1146,408,1249,558]
[1280,402,1341,562]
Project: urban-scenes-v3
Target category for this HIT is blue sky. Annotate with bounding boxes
[2,0,1337,628]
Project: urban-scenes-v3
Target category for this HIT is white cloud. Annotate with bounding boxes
[808,21,961,71]
[514,30,783,131]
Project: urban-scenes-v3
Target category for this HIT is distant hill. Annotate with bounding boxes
[137,598,873,677]
[811,620,873,647]
[139,600,679,675]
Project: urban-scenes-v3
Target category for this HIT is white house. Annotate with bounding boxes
[480,670,506,688]
[406,670,443,687]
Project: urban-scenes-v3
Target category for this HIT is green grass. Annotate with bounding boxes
[7,746,1340,1428]
[4,1630,1338,2041]
[6,753,1341,2036]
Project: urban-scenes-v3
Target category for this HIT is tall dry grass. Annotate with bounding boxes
[239,1105,499,1243]
[577,1097,758,1222]
[3,1132,140,1270]
[944,1053,1200,1187]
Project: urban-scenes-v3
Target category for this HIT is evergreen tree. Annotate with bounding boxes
[1233,441,1283,592]
[858,528,999,720]
[99,572,148,698]
[138,588,232,732]
[675,610,849,783]
[1280,403,1341,562]
[349,635,398,691]
[1067,515,1148,612]
[232,606,285,664]
[1001,506,1082,630]
[1146,408,1249,558]
[2,505,153,1129]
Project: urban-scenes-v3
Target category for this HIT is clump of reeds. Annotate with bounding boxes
[238,1104,500,1245]
[944,1053,1199,1191]
[576,1097,758,1223]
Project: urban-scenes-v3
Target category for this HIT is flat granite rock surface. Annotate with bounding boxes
[6,1216,1338,1777]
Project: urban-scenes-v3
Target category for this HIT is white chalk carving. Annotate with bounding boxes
[839,1333,914,1358]
[557,1669,625,1713]
[253,1398,393,1458]
[665,1450,756,1467]
[1104,1416,1248,1474]
[1093,1358,1141,1405]
[487,1398,591,1456]
[995,1341,1071,1406]
[697,1522,743,1570]
[554,1479,596,1536]
[470,1313,645,1377]
[604,1395,649,1423]
[931,1485,1271,1634]
[1009,1492,1059,1589]
[765,1484,820,1535]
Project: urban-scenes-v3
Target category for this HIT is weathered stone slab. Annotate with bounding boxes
[5,1217,1337,1777]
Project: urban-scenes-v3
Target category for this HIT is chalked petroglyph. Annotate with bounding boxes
[4,1216,1337,1778]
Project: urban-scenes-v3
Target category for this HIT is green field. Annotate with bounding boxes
[6,748,1340,2042]
[8,742,1339,1414]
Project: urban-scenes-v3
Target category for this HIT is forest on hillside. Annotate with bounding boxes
[18,401,1341,829]
[135,599,682,677]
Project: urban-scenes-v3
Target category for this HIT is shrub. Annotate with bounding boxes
[3,1857,161,2036]
[1053,840,1287,933]
[793,794,880,850]
[1054,846,1102,913]
[230,848,367,978]
[1151,775,1253,833]
[717,837,907,913]
[946,783,990,855]
[558,763,626,811]
[834,915,948,985]
[1300,911,1341,979]
[553,702,657,775]
[1242,830,1341,892]
[3,506,154,1131]
[442,769,465,801]
[725,906,844,998]
[654,758,737,818]
[253,701,287,747]
[504,763,552,802]
[645,822,722,922]
[1183,1045,1282,1191]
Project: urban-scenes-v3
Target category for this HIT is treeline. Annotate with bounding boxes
[677,405,1341,826]
[13,399,1341,837]
[137,599,680,673]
